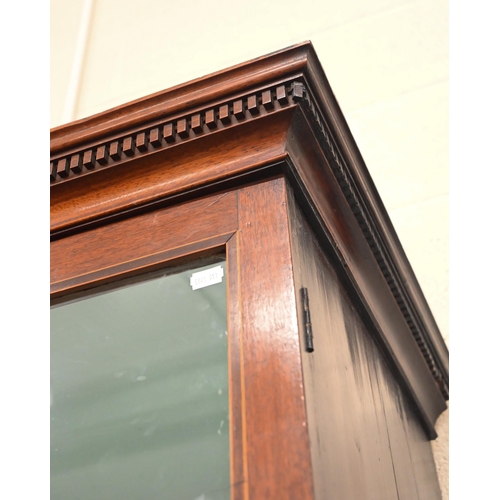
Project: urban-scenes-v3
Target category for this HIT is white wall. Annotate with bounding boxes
[51,0,449,496]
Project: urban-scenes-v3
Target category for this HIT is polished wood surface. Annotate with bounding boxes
[51,110,292,233]
[51,191,238,297]
[236,178,314,499]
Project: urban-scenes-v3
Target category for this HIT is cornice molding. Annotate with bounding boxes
[50,42,312,153]
[294,82,449,400]
[50,80,304,185]
[50,42,448,430]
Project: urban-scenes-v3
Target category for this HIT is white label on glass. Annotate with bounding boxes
[190,265,224,290]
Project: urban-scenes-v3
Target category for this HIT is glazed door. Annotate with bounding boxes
[51,259,230,500]
[50,189,240,500]
[50,177,316,500]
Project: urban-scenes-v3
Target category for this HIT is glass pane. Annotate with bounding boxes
[51,259,229,500]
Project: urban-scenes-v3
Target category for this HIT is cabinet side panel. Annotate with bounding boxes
[343,296,441,499]
[287,188,441,499]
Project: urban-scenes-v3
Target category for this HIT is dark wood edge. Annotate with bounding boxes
[295,60,449,398]
[284,159,442,438]
[283,98,447,434]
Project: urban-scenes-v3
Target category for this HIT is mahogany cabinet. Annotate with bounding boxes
[50,42,448,499]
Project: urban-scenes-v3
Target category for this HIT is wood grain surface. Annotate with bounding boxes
[285,110,446,436]
[51,110,292,233]
[51,190,238,297]
[288,185,442,499]
[236,178,314,499]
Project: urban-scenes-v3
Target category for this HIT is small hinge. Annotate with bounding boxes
[301,287,314,353]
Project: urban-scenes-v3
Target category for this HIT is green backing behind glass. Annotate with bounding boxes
[51,260,229,500]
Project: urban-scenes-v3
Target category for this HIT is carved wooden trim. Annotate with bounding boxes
[292,83,449,399]
[50,81,299,184]
[50,42,448,434]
